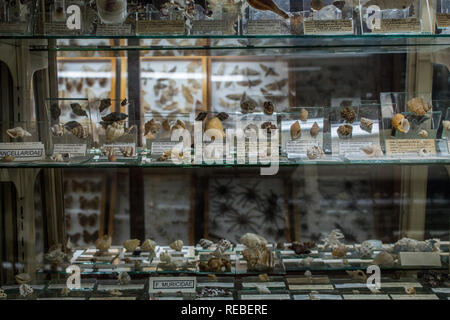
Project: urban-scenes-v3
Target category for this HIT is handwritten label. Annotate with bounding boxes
[192,20,226,34]
[149,277,196,294]
[390,294,438,300]
[399,252,442,267]
[137,20,185,34]
[53,144,86,157]
[436,14,450,28]
[286,140,319,159]
[385,139,436,155]
[304,20,353,35]
[96,24,131,35]
[339,141,371,156]
[44,22,80,34]
[0,143,45,161]
[0,24,27,33]
[374,18,421,33]
[150,141,181,155]
[247,20,282,35]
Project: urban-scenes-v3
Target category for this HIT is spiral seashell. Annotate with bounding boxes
[198,238,214,249]
[218,239,232,250]
[241,233,267,249]
[51,124,64,137]
[95,235,112,252]
[106,121,125,143]
[169,240,183,251]
[123,239,140,252]
[6,127,32,139]
[141,239,156,252]
[15,273,31,284]
[310,122,320,138]
[407,97,432,116]
[118,272,131,285]
[392,114,410,133]
[299,108,309,122]
[290,121,301,139]
[71,125,89,139]
[358,241,375,258]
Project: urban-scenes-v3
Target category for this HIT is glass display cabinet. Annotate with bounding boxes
[0,0,449,301]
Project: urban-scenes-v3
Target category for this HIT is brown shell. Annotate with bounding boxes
[299,108,308,122]
[290,121,301,139]
[407,97,432,116]
[341,106,356,123]
[263,101,274,115]
[337,124,353,138]
[310,122,320,138]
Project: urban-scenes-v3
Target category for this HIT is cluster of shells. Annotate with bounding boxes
[392,97,432,136]
[240,233,275,272]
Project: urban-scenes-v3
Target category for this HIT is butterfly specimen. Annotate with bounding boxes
[265,79,288,91]
[83,230,98,244]
[260,63,279,77]
[237,79,262,88]
[82,65,110,88]
[80,196,100,210]
[68,233,81,245]
[88,180,102,192]
[215,63,226,89]
[78,213,98,227]
[260,88,286,103]
[182,84,194,104]
[239,67,260,77]
[64,196,74,209]
[72,180,88,193]
[219,98,239,109]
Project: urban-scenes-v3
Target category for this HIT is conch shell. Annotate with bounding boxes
[290,121,301,139]
[205,117,226,139]
[6,127,32,139]
[95,235,112,252]
[141,239,156,252]
[407,97,432,116]
[169,240,183,251]
[123,239,140,252]
[392,114,410,133]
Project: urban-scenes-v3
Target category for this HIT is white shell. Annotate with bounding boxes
[106,122,125,143]
[160,251,172,263]
[141,239,156,252]
[418,148,431,157]
[360,144,383,158]
[51,154,64,162]
[19,284,34,297]
[123,239,140,252]
[6,127,32,139]
[306,145,325,160]
[255,284,271,294]
[419,130,428,138]
[169,240,183,251]
[443,120,450,131]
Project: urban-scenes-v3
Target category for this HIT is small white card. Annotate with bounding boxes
[289,284,334,290]
[399,252,442,267]
[243,282,285,288]
[53,144,86,157]
[0,142,45,161]
[149,277,196,294]
[343,294,391,300]
[240,294,290,300]
[390,294,439,300]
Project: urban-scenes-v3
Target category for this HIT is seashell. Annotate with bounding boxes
[337,124,352,139]
[101,147,116,162]
[171,119,187,132]
[263,101,274,115]
[102,112,128,123]
[144,119,161,137]
[290,121,301,139]
[299,108,309,122]
[106,121,125,143]
[255,284,271,294]
[50,103,61,120]
[95,235,111,252]
[419,130,428,138]
[141,239,156,252]
[258,274,270,282]
[240,92,257,114]
[162,119,171,131]
[218,239,232,250]
[109,289,122,296]
[199,257,232,272]
[123,239,140,252]
[304,270,312,278]
[212,246,225,258]
[19,284,34,298]
[198,238,214,249]
[443,120,450,131]
[302,257,313,266]
[306,146,325,160]
[341,106,356,123]
[118,272,131,285]
[207,274,217,281]
[50,154,65,162]
[205,117,226,139]
[15,273,31,284]
[45,244,66,265]
[312,0,324,10]
[346,270,367,282]
[6,127,32,139]
[241,233,267,249]
[310,122,320,138]
[196,112,208,121]
[407,97,432,116]
[65,121,89,139]
[404,287,416,295]
[360,117,373,133]
[51,124,64,136]
[360,144,383,158]
[289,241,315,254]
[358,241,375,258]
[373,251,395,266]
[99,98,111,112]
[392,114,410,133]
[331,245,347,258]
[70,103,88,117]
[169,240,183,251]
[160,251,172,263]
[418,148,431,157]
[247,0,289,19]
[0,289,6,299]
[119,146,134,157]
[1,155,14,162]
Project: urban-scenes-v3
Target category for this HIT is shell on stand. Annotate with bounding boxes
[419,130,428,138]
[123,239,140,252]
[6,127,32,139]
[144,119,161,138]
[310,122,320,138]
[169,240,184,251]
[407,97,432,116]
[51,124,65,137]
